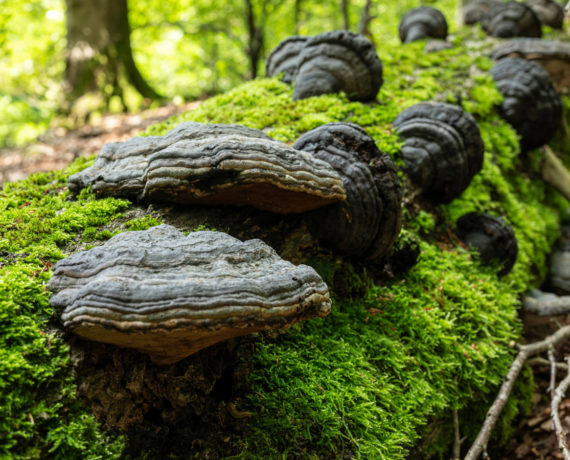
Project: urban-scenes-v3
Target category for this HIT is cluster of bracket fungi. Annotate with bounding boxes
[49,3,570,368]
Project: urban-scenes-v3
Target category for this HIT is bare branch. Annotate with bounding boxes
[551,356,570,459]
[549,346,557,394]
[465,324,570,460]
[528,357,569,372]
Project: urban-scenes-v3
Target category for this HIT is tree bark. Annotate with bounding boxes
[64,0,160,109]
[244,0,265,80]
[358,0,374,39]
[341,0,350,30]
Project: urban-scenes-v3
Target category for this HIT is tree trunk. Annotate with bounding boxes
[358,0,374,39]
[341,0,350,30]
[244,0,264,79]
[64,0,160,110]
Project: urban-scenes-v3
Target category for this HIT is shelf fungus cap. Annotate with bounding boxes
[490,57,562,151]
[293,122,402,260]
[399,6,448,43]
[68,122,346,214]
[292,30,383,101]
[456,213,518,276]
[525,0,564,29]
[48,225,332,364]
[265,35,309,83]
[481,1,542,38]
[392,102,484,203]
[463,0,499,25]
[491,38,570,92]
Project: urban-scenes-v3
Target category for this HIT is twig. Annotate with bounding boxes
[528,357,569,372]
[552,356,570,459]
[550,346,557,394]
[452,408,461,460]
[465,324,570,460]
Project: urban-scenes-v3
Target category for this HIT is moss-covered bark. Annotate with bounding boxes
[1,22,569,460]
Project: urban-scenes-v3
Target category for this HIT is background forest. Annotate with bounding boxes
[0,0,455,148]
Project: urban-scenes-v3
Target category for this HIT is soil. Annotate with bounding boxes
[2,105,570,459]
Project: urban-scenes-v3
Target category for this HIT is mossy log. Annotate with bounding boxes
[1,24,569,460]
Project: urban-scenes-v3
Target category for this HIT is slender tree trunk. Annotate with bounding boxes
[294,0,303,34]
[341,0,350,30]
[64,0,160,110]
[358,0,374,39]
[244,0,264,79]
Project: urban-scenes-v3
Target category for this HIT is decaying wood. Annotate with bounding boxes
[542,145,570,203]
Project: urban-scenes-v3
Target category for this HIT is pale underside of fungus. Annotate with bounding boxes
[392,102,485,203]
[490,57,562,151]
[491,39,570,92]
[265,35,309,83]
[292,30,383,101]
[481,1,542,38]
[68,122,346,214]
[398,6,448,43]
[293,122,402,260]
[49,225,332,364]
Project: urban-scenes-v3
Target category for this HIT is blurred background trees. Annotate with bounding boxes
[0,0,454,148]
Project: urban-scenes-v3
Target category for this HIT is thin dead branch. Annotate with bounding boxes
[528,357,569,372]
[551,356,570,459]
[465,324,570,460]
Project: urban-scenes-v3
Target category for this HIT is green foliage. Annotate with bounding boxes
[123,214,163,231]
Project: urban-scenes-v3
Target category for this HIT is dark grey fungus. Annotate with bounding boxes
[525,0,564,29]
[68,122,346,214]
[456,213,518,276]
[463,0,499,25]
[491,38,570,92]
[292,30,383,101]
[399,6,448,43]
[49,225,332,364]
[293,122,402,261]
[392,102,484,203]
[265,35,309,83]
[481,1,542,38]
[490,57,562,151]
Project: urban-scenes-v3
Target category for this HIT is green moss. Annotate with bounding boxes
[0,168,127,458]
[1,10,568,460]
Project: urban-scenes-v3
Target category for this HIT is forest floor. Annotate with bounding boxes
[1,105,569,459]
[0,101,200,185]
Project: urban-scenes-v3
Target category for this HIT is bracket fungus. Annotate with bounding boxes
[525,0,564,29]
[48,225,332,365]
[292,122,402,260]
[398,6,448,43]
[491,39,570,92]
[490,58,562,151]
[392,102,484,203]
[463,0,499,25]
[68,122,346,214]
[481,1,542,38]
[265,35,308,83]
[292,30,383,101]
[456,213,518,276]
